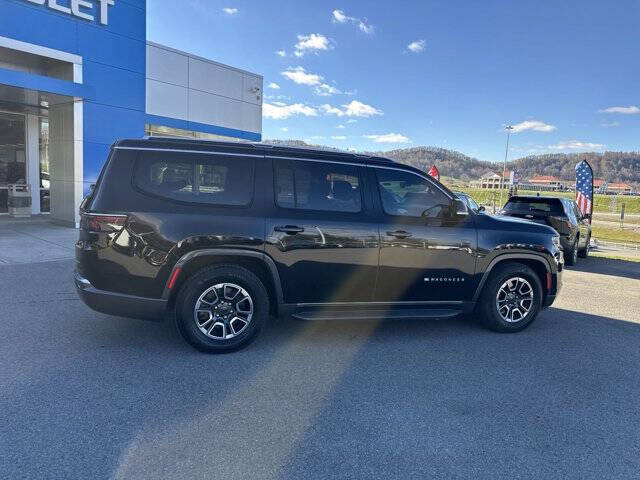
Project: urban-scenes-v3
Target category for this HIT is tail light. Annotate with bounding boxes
[81,213,127,233]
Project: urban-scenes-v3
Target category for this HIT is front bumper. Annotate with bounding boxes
[74,271,167,322]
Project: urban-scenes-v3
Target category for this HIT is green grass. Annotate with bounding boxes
[453,186,640,215]
[589,251,640,263]
[590,225,640,245]
[448,184,640,245]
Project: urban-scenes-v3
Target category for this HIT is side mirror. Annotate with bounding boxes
[478,205,486,212]
[452,198,469,216]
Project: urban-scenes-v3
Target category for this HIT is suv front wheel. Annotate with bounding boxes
[175,265,269,353]
[477,262,543,332]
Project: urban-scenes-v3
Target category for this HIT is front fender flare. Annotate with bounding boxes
[472,253,552,303]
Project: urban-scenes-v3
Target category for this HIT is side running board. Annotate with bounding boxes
[292,308,463,321]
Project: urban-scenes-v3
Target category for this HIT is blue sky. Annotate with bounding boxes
[147,0,639,162]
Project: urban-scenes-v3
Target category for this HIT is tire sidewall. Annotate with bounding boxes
[481,264,543,332]
[175,266,269,353]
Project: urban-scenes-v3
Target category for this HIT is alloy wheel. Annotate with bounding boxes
[194,283,254,340]
[495,277,534,323]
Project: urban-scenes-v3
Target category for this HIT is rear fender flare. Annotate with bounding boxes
[162,249,283,306]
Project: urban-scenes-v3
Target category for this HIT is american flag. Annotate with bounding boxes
[575,160,593,218]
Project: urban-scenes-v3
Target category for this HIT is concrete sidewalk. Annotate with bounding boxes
[0,216,77,265]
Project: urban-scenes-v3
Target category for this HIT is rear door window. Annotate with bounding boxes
[274,159,363,213]
[133,151,254,206]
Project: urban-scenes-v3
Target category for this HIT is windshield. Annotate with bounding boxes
[503,198,564,215]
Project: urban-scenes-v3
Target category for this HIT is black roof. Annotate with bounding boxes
[114,137,396,167]
[508,195,566,202]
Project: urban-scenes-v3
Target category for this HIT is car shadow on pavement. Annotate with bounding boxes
[565,255,640,280]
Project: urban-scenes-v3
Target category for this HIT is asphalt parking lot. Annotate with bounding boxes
[1,256,639,479]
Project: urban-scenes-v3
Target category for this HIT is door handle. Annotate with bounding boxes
[274,225,305,234]
[387,230,412,239]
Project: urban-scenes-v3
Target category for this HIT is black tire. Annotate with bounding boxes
[477,262,543,333]
[578,233,590,258]
[175,265,269,353]
[564,237,578,266]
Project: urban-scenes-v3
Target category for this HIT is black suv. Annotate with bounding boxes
[499,195,591,265]
[75,138,563,352]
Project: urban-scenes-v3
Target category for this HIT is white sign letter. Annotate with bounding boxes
[71,0,94,21]
[97,0,115,25]
[48,0,71,14]
[25,0,47,5]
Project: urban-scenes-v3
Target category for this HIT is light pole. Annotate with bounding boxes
[500,125,514,208]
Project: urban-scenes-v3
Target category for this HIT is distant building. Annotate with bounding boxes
[527,175,565,189]
[472,171,512,189]
[607,182,633,194]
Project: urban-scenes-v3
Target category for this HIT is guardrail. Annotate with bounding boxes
[594,239,640,251]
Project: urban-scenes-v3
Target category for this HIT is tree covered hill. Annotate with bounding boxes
[264,140,640,186]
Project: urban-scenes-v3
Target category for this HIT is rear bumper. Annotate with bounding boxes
[74,271,167,322]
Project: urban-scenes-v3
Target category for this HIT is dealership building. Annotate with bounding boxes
[0,0,263,225]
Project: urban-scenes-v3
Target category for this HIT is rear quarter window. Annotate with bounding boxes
[133,151,254,206]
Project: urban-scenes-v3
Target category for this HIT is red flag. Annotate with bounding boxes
[428,165,440,181]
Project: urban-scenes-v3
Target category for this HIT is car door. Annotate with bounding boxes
[265,157,379,304]
[372,166,478,303]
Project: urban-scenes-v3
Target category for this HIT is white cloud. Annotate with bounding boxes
[332,9,374,34]
[268,82,280,90]
[336,124,346,129]
[407,39,425,53]
[601,121,621,128]
[511,120,556,133]
[281,66,323,86]
[263,102,318,120]
[358,20,374,34]
[222,7,238,14]
[321,101,382,117]
[294,33,333,57]
[332,9,352,23]
[548,140,604,151]
[331,135,347,140]
[347,119,357,123]
[599,105,640,114]
[342,100,383,117]
[364,133,411,144]
[276,50,286,57]
[320,104,345,116]
[314,83,341,96]
[309,135,326,140]
[280,127,289,132]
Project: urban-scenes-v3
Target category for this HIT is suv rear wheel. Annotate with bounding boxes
[175,265,269,353]
[565,237,578,266]
[477,262,543,332]
[578,233,590,258]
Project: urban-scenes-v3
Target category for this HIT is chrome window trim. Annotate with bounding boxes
[113,146,264,158]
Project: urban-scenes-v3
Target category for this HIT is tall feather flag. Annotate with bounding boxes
[575,160,593,223]
[428,165,440,182]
